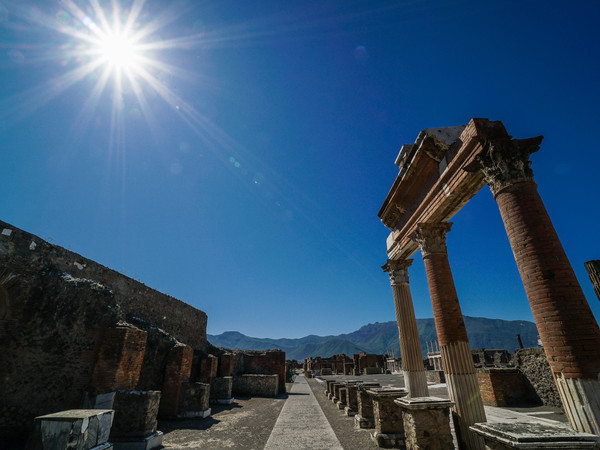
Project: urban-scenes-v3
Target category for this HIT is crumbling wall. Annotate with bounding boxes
[512,348,562,408]
[0,220,207,349]
[0,220,209,438]
[229,349,286,394]
[0,266,117,437]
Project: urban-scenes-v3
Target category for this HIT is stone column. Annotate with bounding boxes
[413,223,486,450]
[382,259,429,398]
[469,136,600,435]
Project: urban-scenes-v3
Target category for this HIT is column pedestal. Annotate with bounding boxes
[395,396,455,450]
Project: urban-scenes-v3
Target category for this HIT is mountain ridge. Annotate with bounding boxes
[208,316,539,361]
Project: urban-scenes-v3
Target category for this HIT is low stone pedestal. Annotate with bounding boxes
[354,383,382,429]
[395,396,454,450]
[368,388,408,448]
[470,422,600,449]
[178,382,211,418]
[29,409,114,450]
[346,382,377,417]
[332,383,344,403]
[233,374,279,397]
[110,391,162,450]
[210,376,234,404]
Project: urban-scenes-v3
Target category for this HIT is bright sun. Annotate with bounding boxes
[98,32,140,70]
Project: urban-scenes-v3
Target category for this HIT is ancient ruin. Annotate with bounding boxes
[0,220,285,448]
[379,118,600,447]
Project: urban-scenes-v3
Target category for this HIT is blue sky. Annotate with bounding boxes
[1,0,599,339]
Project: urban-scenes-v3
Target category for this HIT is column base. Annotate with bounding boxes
[555,373,600,435]
[395,396,454,450]
[404,370,429,398]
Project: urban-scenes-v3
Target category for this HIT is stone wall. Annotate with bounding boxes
[476,368,539,407]
[0,220,209,438]
[512,348,562,408]
[0,220,207,349]
[232,374,279,397]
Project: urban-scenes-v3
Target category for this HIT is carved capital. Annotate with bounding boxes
[381,204,406,230]
[466,136,543,196]
[412,222,453,257]
[382,259,413,285]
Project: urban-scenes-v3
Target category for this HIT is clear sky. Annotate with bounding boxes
[1,0,599,339]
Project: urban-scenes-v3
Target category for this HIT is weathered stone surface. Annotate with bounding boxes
[476,368,538,407]
[512,348,561,408]
[178,382,210,417]
[0,220,209,439]
[233,374,279,397]
[367,388,407,434]
[110,391,160,440]
[210,376,233,401]
[396,396,454,450]
[470,422,600,449]
[28,409,114,450]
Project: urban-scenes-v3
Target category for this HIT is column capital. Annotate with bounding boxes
[412,222,452,257]
[382,259,413,285]
[465,135,543,196]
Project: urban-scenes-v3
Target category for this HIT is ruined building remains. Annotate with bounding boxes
[379,119,600,448]
[0,220,285,445]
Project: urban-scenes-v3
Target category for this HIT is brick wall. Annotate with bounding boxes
[0,220,209,438]
[159,344,193,418]
[495,183,600,378]
[476,368,538,407]
[231,350,286,394]
[90,323,147,393]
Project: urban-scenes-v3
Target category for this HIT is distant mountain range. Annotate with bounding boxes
[208,316,539,361]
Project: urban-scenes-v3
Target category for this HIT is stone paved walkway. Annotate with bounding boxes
[264,374,343,449]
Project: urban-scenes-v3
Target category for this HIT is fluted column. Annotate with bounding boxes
[382,259,429,398]
[469,135,600,434]
[413,223,485,450]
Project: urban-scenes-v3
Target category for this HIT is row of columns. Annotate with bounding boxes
[383,135,600,448]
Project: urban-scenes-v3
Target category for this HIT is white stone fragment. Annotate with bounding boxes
[29,241,37,250]
[1,228,12,236]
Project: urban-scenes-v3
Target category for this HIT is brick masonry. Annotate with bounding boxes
[495,182,600,378]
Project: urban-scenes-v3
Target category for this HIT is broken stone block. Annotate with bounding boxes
[178,382,211,418]
[28,409,114,450]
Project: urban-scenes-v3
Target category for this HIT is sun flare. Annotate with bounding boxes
[97,31,140,70]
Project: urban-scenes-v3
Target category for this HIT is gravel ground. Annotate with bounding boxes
[160,385,291,450]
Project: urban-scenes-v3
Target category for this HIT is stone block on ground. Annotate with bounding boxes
[28,409,114,450]
[368,387,408,447]
[210,376,233,404]
[178,382,211,418]
[110,391,161,440]
[470,422,600,449]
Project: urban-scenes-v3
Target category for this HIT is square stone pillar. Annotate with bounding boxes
[367,388,408,448]
[354,383,382,429]
[210,376,234,404]
[395,396,454,450]
[159,344,193,419]
[177,382,211,418]
[110,390,163,449]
